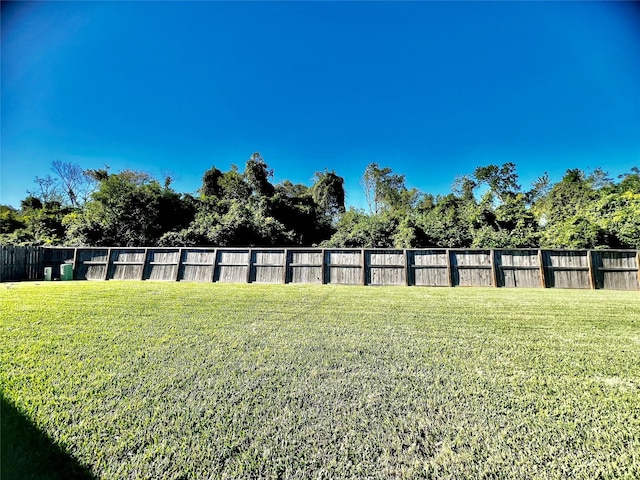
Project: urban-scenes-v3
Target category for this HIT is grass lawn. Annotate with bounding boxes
[1,282,639,479]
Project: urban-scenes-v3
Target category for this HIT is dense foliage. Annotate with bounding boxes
[1,155,638,248]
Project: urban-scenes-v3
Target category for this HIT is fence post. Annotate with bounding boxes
[404,249,411,286]
[538,249,546,288]
[36,246,44,280]
[207,248,216,282]
[587,249,596,289]
[103,248,112,281]
[246,248,253,284]
[71,248,79,281]
[173,248,183,282]
[321,249,327,285]
[446,249,453,286]
[636,250,640,290]
[282,249,289,284]
[140,248,149,281]
[490,249,498,287]
[361,249,366,286]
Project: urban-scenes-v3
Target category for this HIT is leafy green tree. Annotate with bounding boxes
[0,206,25,240]
[361,163,410,214]
[473,162,520,204]
[200,166,224,198]
[162,196,292,247]
[244,152,275,198]
[526,173,551,204]
[416,194,474,248]
[0,198,71,245]
[311,170,346,219]
[614,167,640,194]
[323,209,398,248]
[218,165,252,201]
[270,181,320,245]
[596,191,640,249]
[65,171,194,246]
[534,169,601,248]
[467,193,539,248]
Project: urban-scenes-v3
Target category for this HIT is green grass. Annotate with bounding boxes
[1,282,639,479]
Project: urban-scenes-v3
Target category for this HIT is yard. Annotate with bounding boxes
[1,282,639,479]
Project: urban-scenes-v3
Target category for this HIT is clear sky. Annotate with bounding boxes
[2,1,639,209]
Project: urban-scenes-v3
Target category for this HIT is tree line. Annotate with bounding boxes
[1,154,639,249]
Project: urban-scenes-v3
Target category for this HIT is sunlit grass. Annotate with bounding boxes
[1,282,639,479]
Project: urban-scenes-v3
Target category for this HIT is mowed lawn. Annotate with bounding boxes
[1,282,639,479]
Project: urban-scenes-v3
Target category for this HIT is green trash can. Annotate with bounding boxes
[60,263,73,281]
[44,267,53,281]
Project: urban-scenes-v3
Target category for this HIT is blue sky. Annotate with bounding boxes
[2,1,639,209]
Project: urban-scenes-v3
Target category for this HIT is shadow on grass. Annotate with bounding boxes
[1,393,95,480]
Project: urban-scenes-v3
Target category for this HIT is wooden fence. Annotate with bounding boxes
[21,246,638,290]
[0,245,44,282]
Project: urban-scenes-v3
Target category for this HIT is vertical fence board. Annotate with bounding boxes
[282,249,289,284]
[446,249,453,287]
[637,251,640,290]
[587,250,595,289]
[404,250,411,286]
[538,249,546,288]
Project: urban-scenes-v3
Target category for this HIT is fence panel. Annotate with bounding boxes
[289,250,323,284]
[326,250,362,285]
[75,248,110,280]
[544,251,590,289]
[215,249,249,283]
[366,250,406,285]
[592,250,639,291]
[26,247,43,280]
[181,249,216,282]
[410,250,449,286]
[252,250,286,283]
[108,249,146,280]
[450,250,493,287]
[495,250,543,288]
[2,246,21,281]
[145,249,180,281]
[44,247,75,280]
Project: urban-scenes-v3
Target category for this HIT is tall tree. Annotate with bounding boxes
[51,161,97,207]
[533,169,602,248]
[311,170,346,219]
[201,166,224,198]
[472,162,520,204]
[244,153,275,198]
[361,163,408,214]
